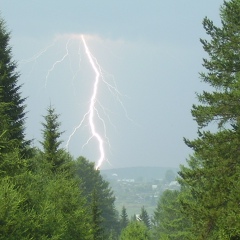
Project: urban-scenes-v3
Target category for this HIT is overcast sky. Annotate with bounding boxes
[1,1,223,169]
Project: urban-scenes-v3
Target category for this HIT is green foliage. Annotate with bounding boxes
[178,0,240,238]
[0,102,91,239]
[0,17,30,155]
[0,149,29,179]
[0,130,12,154]
[120,206,129,231]
[139,206,151,229]
[75,157,119,238]
[0,15,105,240]
[91,188,104,240]
[153,189,193,240]
[40,105,69,173]
[120,221,151,240]
[3,154,92,240]
[193,1,240,129]
[0,178,25,240]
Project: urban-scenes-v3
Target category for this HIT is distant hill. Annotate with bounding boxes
[101,166,179,181]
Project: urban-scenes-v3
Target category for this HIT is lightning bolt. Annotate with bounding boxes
[21,34,132,170]
[81,35,104,170]
[18,39,57,82]
[66,35,104,170]
[19,39,57,65]
[45,38,71,88]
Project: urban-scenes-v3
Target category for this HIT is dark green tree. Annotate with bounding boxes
[0,17,29,154]
[139,206,151,229]
[3,150,92,240]
[91,187,104,240]
[120,206,129,232]
[18,170,91,239]
[75,157,119,238]
[0,42,29,176]
[178,0,240,238]
[0,178,22,239]
[153,189,193,240]
[0,94,27,177]
[40,105,69,173]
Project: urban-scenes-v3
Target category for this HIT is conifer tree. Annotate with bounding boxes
[153,189,193,239]
[120,206,129,231]
[139,206,151,229]
[75,157,119,238]
[178,0,240,238]
[91,187,104,240]
[0,17,29,154]
[40,105,67,173]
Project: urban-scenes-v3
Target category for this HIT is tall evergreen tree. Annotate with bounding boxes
[0,17,29,154]
[139,206,151,229]
[120,206,129,231]
[178,0,240,238]
[40,105,68,173]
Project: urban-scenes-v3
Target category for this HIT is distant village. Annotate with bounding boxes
[102,168,180,216]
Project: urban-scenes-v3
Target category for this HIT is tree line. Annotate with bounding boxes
[1,0,240,239]
[0,12,155,240]
[0,15,120,239]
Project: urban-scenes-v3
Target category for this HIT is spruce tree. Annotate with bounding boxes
[0,17,29,154]
[178,0,240,238]
[120,206,129,231]
[40,105,66,173]
[139,206,151,229]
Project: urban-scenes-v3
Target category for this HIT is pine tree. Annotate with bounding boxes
[120,206,129,231]
[178,0,240,238]
[139,206,151,229]
[40,105,67,173]
[0,17,29,154]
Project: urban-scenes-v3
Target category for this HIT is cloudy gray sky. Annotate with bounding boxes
[1,0,223,169]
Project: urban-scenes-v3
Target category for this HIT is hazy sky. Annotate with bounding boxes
[1,1,223,169]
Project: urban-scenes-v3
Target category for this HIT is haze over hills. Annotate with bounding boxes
[101,166,179,181]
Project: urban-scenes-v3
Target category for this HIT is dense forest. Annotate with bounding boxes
[1,0,240,239]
